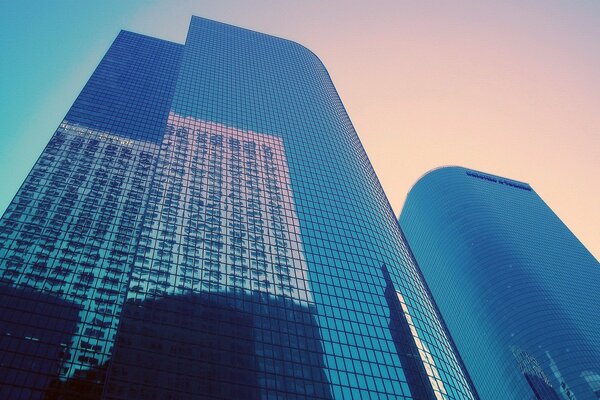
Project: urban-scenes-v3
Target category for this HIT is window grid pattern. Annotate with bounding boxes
[0,17,476,400]
[0,32,181,399]
[400,166,600,400]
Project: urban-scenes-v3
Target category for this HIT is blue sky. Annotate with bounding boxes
[0,1,150,208]
[1,1,598,257]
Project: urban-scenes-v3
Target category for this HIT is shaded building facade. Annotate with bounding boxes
[0,18,476,399]
[400,166,600,400]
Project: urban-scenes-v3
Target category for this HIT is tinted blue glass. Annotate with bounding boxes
[65,31,183,143]
[400,166,600,400]
[0,17,476,399]
[0,32,182,399]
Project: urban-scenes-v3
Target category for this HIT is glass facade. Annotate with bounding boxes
[0,17,476,399]
[400,166,600,400]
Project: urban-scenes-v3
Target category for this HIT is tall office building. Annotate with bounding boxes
[400,166,600,400]
[0,17,477,399]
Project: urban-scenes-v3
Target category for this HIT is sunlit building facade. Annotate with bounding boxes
[400,166,600,400]
[0,17,477,399]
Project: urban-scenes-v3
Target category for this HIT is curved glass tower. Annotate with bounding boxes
[400,166,600,400]
[0,17,476,399]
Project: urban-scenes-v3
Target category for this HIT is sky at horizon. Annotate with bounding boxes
[0,0,598,258]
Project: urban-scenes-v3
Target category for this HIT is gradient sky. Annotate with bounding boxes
[1,0,598,258]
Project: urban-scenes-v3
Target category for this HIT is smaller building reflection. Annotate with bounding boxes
[0,285,81,400]
[106,292,259,399]
[105,291,332,399]
[511,347,561,400]
[381,265,447,400]
[44,363,108,400]
[580,371,600,399]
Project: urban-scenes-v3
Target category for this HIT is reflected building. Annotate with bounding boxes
[0,17,477,399]
[400,166,600,400]
[0,286,81,400]
[381,265,451,399]
[105,292,332,399]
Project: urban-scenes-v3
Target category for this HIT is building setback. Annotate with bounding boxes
[400,166,600,400]
[0,17,476,399]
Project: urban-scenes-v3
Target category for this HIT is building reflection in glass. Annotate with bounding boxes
[127,113,311,304]
[0,286,81,400]
[382,265,449,400]
[0,17,479,399]
[0,31,182,395]
[100,113,332,399]
[511,347,561,400]
[105,292,332,399]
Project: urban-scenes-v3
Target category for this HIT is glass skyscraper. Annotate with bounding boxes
[400,166,600,400]
[0,17,476,399]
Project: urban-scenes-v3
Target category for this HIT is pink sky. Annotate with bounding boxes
[7,1,593,258]
[124,1,599,258]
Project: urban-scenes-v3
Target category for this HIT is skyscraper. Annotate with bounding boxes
[0,17,476,399]
[400,166,600,400]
